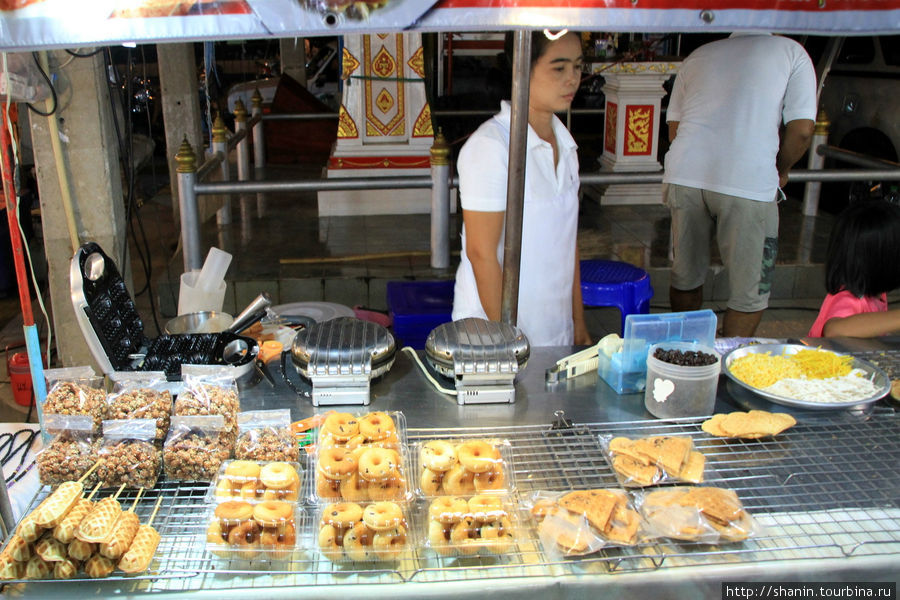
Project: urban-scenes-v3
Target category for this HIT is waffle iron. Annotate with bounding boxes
[70,242,258,380]
[425,318,530,404]
[284,316,396,406]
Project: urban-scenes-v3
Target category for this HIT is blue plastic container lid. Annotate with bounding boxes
[616,309,718,373]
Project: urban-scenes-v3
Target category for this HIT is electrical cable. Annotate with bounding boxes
[65,48,104,58]
[25,52,58,117]
[401,346,457,396]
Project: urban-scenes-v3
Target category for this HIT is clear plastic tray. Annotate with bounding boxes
[205,501,307,562]
[315,501,412,563]
[419,494,520,558]
[207,460,303,504]
[599,433,709,488]
[523,489,645,556]
[316,410,408,451]
[310,444,412,504]
[412,438,515,498]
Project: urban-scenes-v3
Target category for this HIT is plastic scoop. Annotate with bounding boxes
[195,247,232,293]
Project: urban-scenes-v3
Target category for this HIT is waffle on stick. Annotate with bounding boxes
[76,483,126,543]
[100,489,143,559]
[5,534,31,562]
[118,495,163,574]
[53,557,80,580]
[67,538,96,561]
[0,557,25,580]
[16,496,52,542]
[53,482,101,544]
[34,461,103,529]
[24,554,52,579]
[84,554,115,578]
[34,533,68,562]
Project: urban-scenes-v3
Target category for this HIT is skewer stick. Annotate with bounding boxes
[147,495,164,526]
[78,460,103,483]
[128,488,144,512]
[112,482,127,501]
[86,481,102,501]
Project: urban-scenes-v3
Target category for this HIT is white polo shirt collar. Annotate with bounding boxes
[495,100,578,154]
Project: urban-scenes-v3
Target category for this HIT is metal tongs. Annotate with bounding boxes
[545,334,623,383]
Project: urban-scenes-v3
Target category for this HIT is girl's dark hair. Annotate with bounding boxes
[825,200,900,297]
[504,30,577,68]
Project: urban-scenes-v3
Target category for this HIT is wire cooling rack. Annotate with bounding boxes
[3,407,899,592]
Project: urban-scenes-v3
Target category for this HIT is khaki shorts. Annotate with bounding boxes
[667,184,779,313]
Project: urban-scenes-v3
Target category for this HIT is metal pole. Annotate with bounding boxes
[803,111,830,217]
[251,89,266,170]
[175,137,203,272]
[500,30,531,327]
[430,129,451,269]
[211,114,231,225]
[234,99,250,182]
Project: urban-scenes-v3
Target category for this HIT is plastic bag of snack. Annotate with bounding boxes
[36,414,100,487]
[164,415,233,482]
[234,409,298,463]
[599,434,707,488]
[174,372,241,438]
[635,486,761,544]
[43,368,106,434]
[107,375,173,442]
[96,419,161,489]
[425,494,517,557]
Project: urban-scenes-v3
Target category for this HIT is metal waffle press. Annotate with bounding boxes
[425,318,530,405]
[288,317,396,406]
[70,242,258,380]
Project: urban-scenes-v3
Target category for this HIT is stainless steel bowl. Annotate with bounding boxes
[722,343,891,410]
[164,311,234,335]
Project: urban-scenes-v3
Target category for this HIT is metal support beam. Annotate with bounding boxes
[430,130,452,269]
[175,139,202,272]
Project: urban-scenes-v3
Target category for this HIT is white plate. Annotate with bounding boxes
[271,302,354,323]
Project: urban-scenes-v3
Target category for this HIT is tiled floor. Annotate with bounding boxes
[0,165,845,423]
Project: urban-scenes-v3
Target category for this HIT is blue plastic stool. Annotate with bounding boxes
[580,260,654,334]
[386,280,454,349]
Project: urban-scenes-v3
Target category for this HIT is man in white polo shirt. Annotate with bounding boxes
[663,33,817,336]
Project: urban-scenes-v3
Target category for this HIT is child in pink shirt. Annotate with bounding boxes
[808,200,900,337]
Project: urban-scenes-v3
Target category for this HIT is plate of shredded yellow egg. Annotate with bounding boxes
[722,344,891,409]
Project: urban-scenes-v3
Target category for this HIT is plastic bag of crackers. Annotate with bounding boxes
[163,415,233,482]
[526,489,644,556]
[424,494,517,557]
[313,444,410,503]
[316,411,405,450]
[415,439,511,497]
[107,373,173,442]
[317,501,410,563]
[235,409,299,463]
[174,372,240,442]
[96,419,161,489]
[599,434,707,487]
[635,486,761,543]
[36,414,100,488]
[43,367,107,434]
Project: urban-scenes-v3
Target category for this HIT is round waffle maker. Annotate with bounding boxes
[282,316,396,406]
[425,317,530,404]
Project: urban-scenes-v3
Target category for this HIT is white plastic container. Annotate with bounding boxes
[644,341,721,419]
[178,270,227,315]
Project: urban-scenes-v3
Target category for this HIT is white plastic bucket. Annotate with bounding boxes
[178,270,227,315]
[644,341,721,419]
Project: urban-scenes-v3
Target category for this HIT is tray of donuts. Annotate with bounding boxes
[208,460,303,504]
[420,494,519,558]
[205,500,306,562]
[312,443,412,504]
[414,439,514,497]
[316,410,406,450]
[316,501,412,563]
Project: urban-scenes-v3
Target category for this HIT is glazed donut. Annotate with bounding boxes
[468,495,504,521]
[339,472,369,502]
[449,517,479,555]
[323,412,359,441]
[206,519,228,545]
[227,520,261,560]
[263,478,300,502]
[441,463,475,495]
[456,441,500,474]
[429,496,468,524]
[260,462,299,489]
[480,516,514,554]
[253,501,293,528]
[473,463,505,491]
[317,524,344,561]
[215,478,238,499]
[260,521,296,548]
[427,520,454,556]
[322,502,364,529]
[240,479,260,500]
[367,476,406,502]
[346,434,367,450]
[318,448,358,481]
[342,521,373,562]
[214,501,255,523]
[359,412,394,441]
[372,525,406,561]
[358,447,397,481]
[362,502,403,532]
[420,467,443,495]
[316,473,342,499]
[420,441,457,472]
[225,460,261,481]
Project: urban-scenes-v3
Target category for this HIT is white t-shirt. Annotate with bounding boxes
[452,101,580,346]
[663,33,817,202]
